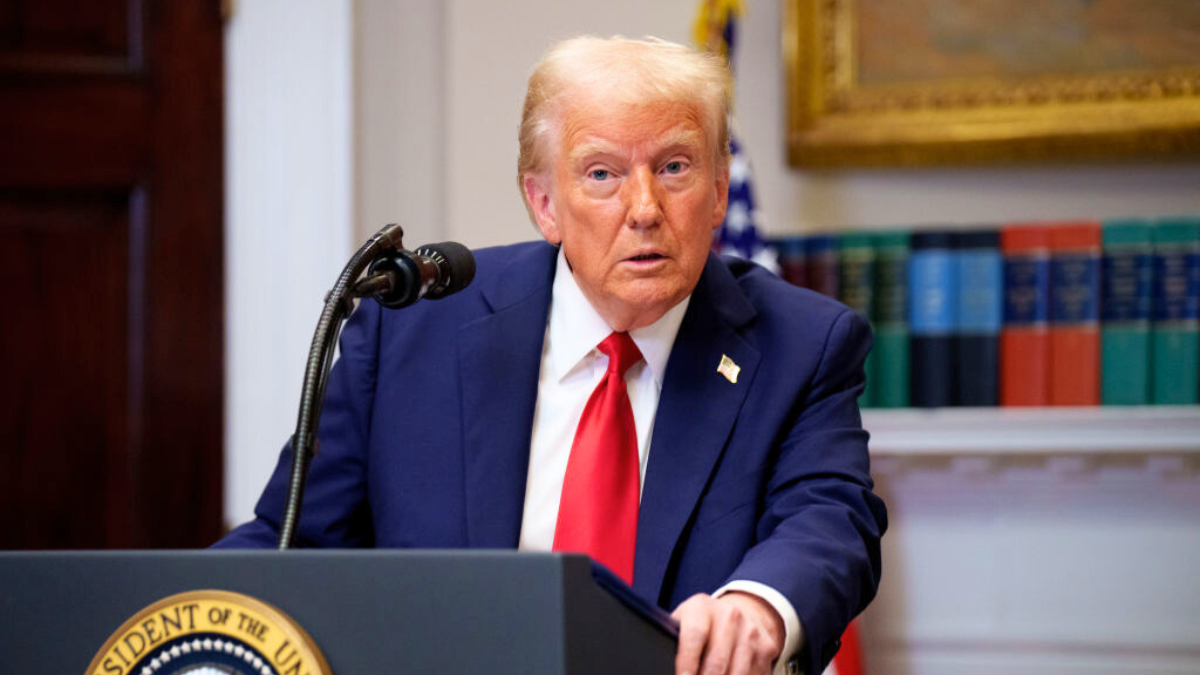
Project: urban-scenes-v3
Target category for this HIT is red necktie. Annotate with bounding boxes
[553,331,644,584]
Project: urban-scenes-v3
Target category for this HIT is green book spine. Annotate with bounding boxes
[1151,217,1200,405]
[1100,219,1154,405]
[1106,327,1154,404]
[1152,330,1198,404]
[839,232,877,407]
[872,231,911,408]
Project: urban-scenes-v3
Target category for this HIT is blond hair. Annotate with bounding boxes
[517,36,732,192]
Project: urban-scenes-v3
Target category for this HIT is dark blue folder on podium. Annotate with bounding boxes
[0,550,678,674]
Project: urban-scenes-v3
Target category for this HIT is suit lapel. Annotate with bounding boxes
[633,256,760,603]
[459,243,557,547]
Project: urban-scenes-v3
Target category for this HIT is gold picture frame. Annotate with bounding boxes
[785,0,1200,167]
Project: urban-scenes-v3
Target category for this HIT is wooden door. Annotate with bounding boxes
[0,0,224,548]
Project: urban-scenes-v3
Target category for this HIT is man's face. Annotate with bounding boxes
[524,98,729,332]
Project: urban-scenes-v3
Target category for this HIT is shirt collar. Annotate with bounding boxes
[547,248,690,386]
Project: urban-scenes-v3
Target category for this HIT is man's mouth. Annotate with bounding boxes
[626,253,665,262]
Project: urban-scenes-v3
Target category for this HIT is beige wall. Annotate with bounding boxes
[225,0,354,527]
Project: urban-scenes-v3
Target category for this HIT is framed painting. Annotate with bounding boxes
[785,0,1200,167]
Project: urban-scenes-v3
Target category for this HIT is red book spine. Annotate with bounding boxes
[1049,221,1102,405]
[1000,224,1052,406]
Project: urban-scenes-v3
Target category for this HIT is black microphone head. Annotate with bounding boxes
[415,241,476,299]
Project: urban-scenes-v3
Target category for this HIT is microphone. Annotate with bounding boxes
[353,241,477,309]
[279,225,473,549]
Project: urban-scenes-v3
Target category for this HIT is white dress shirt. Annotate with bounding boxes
[518,250,802,674]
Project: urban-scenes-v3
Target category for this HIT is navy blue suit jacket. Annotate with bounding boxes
[218,241,886,674]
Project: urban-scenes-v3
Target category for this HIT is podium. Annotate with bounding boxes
[0,550,678,674]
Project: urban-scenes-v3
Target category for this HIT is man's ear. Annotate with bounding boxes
[711,160,730,232]
[522,173,561,244]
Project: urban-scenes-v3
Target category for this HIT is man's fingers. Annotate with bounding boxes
[673,594,713,675]
[698,599,740,675]
[728,617,775,675]
[721,592,784,675]
[673,592,781,675]
[726,627,757,675]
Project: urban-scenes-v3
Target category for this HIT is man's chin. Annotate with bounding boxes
[606,287,688,329]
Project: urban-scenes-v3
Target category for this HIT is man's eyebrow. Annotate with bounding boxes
[567,128,707,166]
[567,141,616,165]
[656,128,704,152]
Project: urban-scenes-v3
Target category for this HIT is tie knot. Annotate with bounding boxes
[598,332,643,377]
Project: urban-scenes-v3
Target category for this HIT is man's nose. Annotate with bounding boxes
[624,166,663,228]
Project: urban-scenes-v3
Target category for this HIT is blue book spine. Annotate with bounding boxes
[955,230,1003,406]
[1003,254,1052,328]
[909,231,958,408]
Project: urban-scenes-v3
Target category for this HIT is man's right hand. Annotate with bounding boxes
[671,592,784,675]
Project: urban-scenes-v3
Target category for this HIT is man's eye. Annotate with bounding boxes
[589,169,610,181]
[663,161,684,174]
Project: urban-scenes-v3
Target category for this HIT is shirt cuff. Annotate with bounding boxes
[714,580,803,675]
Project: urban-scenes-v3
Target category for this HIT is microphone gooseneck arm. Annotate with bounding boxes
[277,223,406,550]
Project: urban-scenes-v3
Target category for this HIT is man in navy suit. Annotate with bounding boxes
[219,36,885,675]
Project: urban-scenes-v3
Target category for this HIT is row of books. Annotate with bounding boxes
[772,217,1200,408]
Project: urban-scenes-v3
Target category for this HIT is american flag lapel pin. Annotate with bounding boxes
[717,354,740,384]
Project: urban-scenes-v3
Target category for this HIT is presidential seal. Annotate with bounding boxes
[86,590,332,675]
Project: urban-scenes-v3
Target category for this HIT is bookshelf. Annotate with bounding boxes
[863,406,1200,456]
[778,219,1200,674]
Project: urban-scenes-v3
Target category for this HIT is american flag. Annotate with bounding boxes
[695,0,778,273]
[714,135,778,272]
